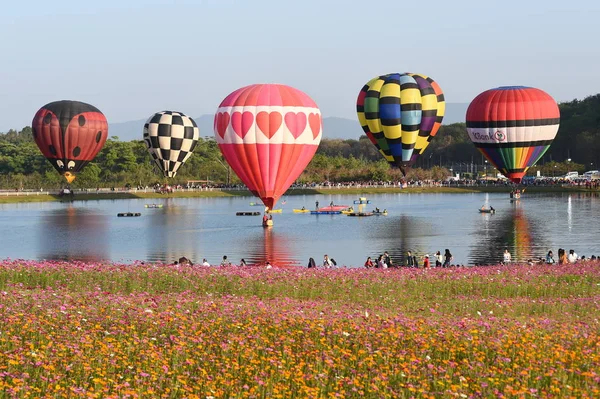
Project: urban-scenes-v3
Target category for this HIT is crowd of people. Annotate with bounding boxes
[175,247,597,269]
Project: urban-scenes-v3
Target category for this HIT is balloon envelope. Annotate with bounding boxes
[214,84,322,209]
[32,100,108,183]
[143,111,199,177]
[356,73,445,172]
[466,86,560,184]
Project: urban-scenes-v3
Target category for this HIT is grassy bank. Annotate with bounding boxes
[0,260,598,398]
[0,185,597,204]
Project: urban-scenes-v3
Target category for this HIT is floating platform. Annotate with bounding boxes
[144,204,163,208]
[372,211,388,216]
[311,210,342,215]
[263,220,274,227]
[236,211,261,216]
[316,205,349,212]
[249,202,264,206]
[117,212,141,217]
[347,212,374,217]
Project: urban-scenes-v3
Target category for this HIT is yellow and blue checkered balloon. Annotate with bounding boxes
[356,73,445,173]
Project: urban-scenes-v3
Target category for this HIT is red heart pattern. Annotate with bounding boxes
[231,111,254,139]
[284,112,307,139]
[215,112,230,139]
[308,113,321,139]
[256,111,283,139]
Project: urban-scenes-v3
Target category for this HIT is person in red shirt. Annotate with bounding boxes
[423,254,430,268]
[364,257,374,268]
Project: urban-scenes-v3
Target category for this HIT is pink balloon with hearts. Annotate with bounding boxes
[213,84,322,210]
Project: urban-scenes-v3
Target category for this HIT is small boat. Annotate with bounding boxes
[372,210,388,216]
[478,208,496,213]
[267,209,282,213]
[293,209,310,213]
[144,204,163,208]
[262,219,274,227]
[236,211,261,216]
[117,212,141,217]
[249,202,264,206]
[353,197,371,205]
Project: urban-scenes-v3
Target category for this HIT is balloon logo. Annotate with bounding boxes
[356,73,445,173]
[143,111,200,177]
[32,100,108,183]
[213,84,322,210]
[466,86,560,184]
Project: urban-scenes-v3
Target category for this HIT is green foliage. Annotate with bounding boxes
[1,94,599,188]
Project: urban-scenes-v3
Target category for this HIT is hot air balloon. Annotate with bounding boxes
[143,111,199,177]
[356,73,445,173]
[32,100,108,183]
[466,86,560,184]
[214,84,322,210]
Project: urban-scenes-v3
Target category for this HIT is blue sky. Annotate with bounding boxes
[1,0,599,131]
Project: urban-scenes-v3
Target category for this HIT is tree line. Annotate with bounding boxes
[1,94,598,189]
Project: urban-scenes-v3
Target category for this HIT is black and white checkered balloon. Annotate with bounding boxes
[143,111,199,177]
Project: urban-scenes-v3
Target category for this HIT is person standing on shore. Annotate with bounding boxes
[558,248,567,264]
[443,249,453,267]
[435,251,443,267]
[383,251,392,268]
[406,251,414,268]
[503,248,512,264]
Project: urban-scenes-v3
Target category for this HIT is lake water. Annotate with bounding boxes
[1,192,599,267]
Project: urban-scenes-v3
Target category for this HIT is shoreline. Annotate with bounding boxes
[0,185,597,204]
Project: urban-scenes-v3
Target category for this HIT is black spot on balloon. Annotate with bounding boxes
[49,145,57,156]
[73,147,81,157]
[96,131,102,143]
[43,113,52,125]
[78,115,86,126]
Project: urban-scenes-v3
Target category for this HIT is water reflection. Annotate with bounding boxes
[144,198,201,263]
[37,205,108,261]
[244,227,296,266]
[470,202,538,265]
[364,214,436,266]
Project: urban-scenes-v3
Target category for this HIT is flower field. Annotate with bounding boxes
[1,261,599,398]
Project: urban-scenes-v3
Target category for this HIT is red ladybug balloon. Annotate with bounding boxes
[32,100,108,183]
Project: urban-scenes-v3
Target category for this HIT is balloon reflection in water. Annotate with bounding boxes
[470,203,538,265]
[364,214,436,265]
[38,205,108,261]
[144,199,201,264]
[245,227,296,267]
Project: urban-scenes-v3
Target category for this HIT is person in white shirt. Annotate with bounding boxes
[567,249,578,263]
[503,248,512,264]
[323,254,333,268]
[202,258,210,267]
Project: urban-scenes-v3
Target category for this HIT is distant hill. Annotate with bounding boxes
[107,103,469,142]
